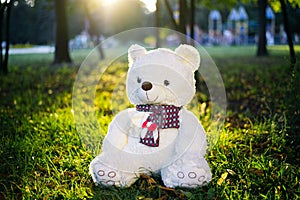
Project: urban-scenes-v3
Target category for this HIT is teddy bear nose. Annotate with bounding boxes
[142,81,152,91]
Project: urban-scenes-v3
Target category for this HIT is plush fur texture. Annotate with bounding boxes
[90,44,212,188]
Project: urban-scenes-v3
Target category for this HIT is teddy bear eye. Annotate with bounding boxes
[137,77,142,83]
[164,80,170,86]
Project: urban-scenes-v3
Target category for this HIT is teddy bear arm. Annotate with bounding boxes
[178,109,207,156]
[102,109,133,151]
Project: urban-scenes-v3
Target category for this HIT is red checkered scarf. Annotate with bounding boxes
[136,104,181,147]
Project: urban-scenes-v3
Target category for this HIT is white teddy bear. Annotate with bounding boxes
[90,44,212,188]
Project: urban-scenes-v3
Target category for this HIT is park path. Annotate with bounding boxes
[2,46,54,55]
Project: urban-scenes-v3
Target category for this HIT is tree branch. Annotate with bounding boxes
[163,0,178,30]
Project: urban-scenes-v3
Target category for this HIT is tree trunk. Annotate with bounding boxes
[155,0,161,48]
[3,2,12,74]
[53,0,72,64]
[256,0,268,56]
[190,0,195,46]
[179,0,187,35]
[0,2,11,74]
[279,0,296,69]
[0,5,4,73]
[164,0,178,31]
[280,0,299,135]
[83,1,105,60]
[178,0,187,44]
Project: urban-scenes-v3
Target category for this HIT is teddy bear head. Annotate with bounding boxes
[126,44,200,107]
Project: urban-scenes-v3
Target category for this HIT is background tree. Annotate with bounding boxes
[275,0,297,68]
[190,0,195,45]
[82,0,105,60]
[0,0,13,74]
[155,0,161,47]
[257,0,268,56]
[178,0,188,35]
[256,0,300,59]
[271,0,300,135]
[53,0,72,64]
[8,0,54,44]
[163,0,190,34]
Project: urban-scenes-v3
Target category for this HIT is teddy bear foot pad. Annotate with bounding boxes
[90,161,137,187]
[161,164,212,188]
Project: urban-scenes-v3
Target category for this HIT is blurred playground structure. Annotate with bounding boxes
[68,4,294,50]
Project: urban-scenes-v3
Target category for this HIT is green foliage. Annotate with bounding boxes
[9,0,54,45]
[269,0,300,12]
[0,46,299,199]
[200,0,246,10]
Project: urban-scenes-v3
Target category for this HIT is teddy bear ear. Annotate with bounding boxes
[175,44,200,71]
[128,44,147,67]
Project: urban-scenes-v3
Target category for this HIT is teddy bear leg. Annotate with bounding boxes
[161,153,212,188]
[90,155,138,187]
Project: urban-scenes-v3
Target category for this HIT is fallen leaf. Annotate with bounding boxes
[226,169,236,176]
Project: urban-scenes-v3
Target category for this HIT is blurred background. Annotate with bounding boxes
[2,0,300,44]
[1,0,300,66]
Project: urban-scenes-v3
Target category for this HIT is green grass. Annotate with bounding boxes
[1,45,299,199]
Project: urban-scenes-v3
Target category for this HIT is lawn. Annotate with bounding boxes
[0,45,299,199]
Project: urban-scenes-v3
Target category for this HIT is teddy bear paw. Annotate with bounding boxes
[93,168,120,186]
[176,169,211,188]
[90,162,137,187]
[162,168,212,188]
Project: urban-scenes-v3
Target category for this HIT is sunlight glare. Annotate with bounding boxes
[102,0,119,7]
[140,0,157,13]
[1,0,10,4]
